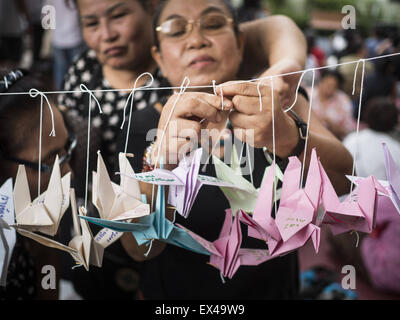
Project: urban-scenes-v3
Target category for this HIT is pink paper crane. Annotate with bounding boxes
[177,210,271,279]
[239,151,323,258]
[316,154,377,236]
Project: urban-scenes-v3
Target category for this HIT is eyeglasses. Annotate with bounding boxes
[156,13,233,41]
[2,132,77,173]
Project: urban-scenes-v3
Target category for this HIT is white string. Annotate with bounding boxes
[144,239,154,257]
[201,84,228,173]
[283,69,315,113]
[38,95,43,198]
[257,81,263,112]
[246,142,254,185]
[351,230,360,248]
[219,271,226,284]
[151,77,190,211]
[29,89,57,198]
[171,209,177,224]
[29,89,56,137]
[212,80,217,95]
[120,72,154,153]
[80,84,104,209]
[1,52,399,97]
[300,69,316,187]
[349,59,366,196]
[154,77,190,169]
[238,141,245,168]
[270,77,277,215]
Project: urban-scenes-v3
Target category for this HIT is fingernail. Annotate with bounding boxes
[223,100,232,110]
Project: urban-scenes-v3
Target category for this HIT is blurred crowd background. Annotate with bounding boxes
[1,0,400,300]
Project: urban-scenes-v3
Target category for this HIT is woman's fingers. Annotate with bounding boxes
[218,81,271,98]
[170,92,232,123]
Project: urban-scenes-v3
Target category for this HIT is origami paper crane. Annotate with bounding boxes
[345,143,400,218]
[315,156,377,236]
[177,210,271,279]
[13,156,71,236]
[15,188,104,271]
[382,143,400,214]
[213,146,283,216]
[239,154,321,258]
[0,179,16,286]
[91,152,150,221]
[81,184,211,256]
[123,148,248,218]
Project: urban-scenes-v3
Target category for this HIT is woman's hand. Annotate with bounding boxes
[259,59,303,108]
[153,92,232,169]
[218,81,299,158]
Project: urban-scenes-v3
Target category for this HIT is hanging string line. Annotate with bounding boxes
[300,69,316,187]
[80,84,104,209]
[120,72,154,152]
[1,52,398,96]
[270,77,278,214]
[151,77,191,211]
[349,59,366,196]
[119,72,154,192]
[29,89,56,198]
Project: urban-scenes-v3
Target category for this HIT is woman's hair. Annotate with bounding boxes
[363,97,399,132]
[152,0,240,50]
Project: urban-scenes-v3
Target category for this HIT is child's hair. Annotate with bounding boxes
[0,70,56,184]
[363,97,399,132]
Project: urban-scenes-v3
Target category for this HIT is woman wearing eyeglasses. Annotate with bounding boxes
[58,0,307,300]
[118,0,354,299]
[0,70,74,300]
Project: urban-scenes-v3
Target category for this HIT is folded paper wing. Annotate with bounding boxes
[178,211,270,279]
[81,184,210,255]
[0,179,16,287]
[240,151,322,257]
[121,148,249,219]
[13,156,71,236]
[92,152,150,221]
[383,143,400,214]
[15,188,103,271]
[319,160,377,236]
[213,149,258,215]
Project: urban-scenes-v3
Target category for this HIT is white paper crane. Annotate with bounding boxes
[13,156,71,236]
[91,152,149,221]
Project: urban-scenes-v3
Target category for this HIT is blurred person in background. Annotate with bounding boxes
[237,0,267,23]
[343,97,400,180]
[0,0,30,69]
[308,70,355,140]
[360,50,399,121]
[27,0,45,64]
[331,97,400,295]
[51,0,86,90]
[338,31,374,103]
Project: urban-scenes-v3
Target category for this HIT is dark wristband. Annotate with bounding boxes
[264,109,308,169]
